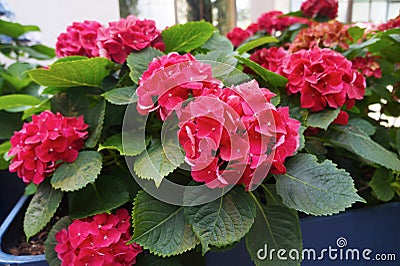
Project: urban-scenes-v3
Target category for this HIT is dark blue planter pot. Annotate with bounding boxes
[0,171,25,225]
[205,202,400,266]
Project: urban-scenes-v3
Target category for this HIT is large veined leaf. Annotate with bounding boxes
[184,186,256,254]
[196,50,238,81]
[22,99,51,120]
[84,99,106,148]
[236,36,278,55]
[51,151,102,192]
[130,190,199,257]
[0,94,42,110]
[28,57,113,88]
[275,154,365,215]
[134,139,184,187]
[369,167,395,202]
[0,20,40,38]
[102,86,137,105]
[23,179,63,239]
[127,47,164,84]
[44,216,72,266]
[235,56,288,88]
[329,125,400,172]
[201,31,233,52]
[246,188,302,266]
[98,130,150,156]
[306,108,340,130]
[162,21,215,53]
[69,175,138,219]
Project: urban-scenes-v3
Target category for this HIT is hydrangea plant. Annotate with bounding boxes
[1,0,400,265]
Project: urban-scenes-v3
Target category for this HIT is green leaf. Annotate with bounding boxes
[162,21,215,53]
[134,139,184,187]
[0,94,41,110]
[0,62,34,90]
[329,125,400,172]
[275,154,365,215]
[306,108,340,130]
[28,57,113,88]
[22,99,51,120]
[44,216,72,266]
[98,130,150,156]
[184,187,256,254]
[51,151,102,192]
[127,47,164,84]
[20,44,55,60]
[24,182,37,195]
[130,190,199,257]
[347,118,376,136]
[236,36,278,54]
[235,56,288,88]
[369,167,395,202]
[23,179,63,240]
[0,20,40,38]
[0,141,11,170]
[84,99,106,148]
[201,31,233,52]
[102,86,137,105]
[348,26,365,43]
[69,175,137,219]
[196,50,238,80]
[246,191,302,266]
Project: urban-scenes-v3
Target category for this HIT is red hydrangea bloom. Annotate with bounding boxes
[301,0,338,20]
[55,20,102,58]
[226,23,258,47]
[177,81,300,190]
[97,15,161,64]
[257,11,309,35]
[289,20,352,52]
[378,15,400,31]
[136,52,223,120]
[55,209,142,266]
[352,54,382,78]
[282,47,366,112]
[8,111,88,184]
[249,47,288,75]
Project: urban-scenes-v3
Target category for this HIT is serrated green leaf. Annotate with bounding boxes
[51,151,102,192]
[347,118,376,136]
[196,50,238,81]
[329,125,400,172]
[162,21,215,53]
[23,179,63,239]
[246,191,301,266]
[201,31,233,52]
[0,20,40,38]
[275,154,365,215]
[28,57,113,88]
[235,56,288,88]
[236,36,278,55]
[127,47,164,84]
[184,187,256,254]
[22,98,51,120]
[99,130,150,156]
[84,99,106,148]
[306,108,340,130]
[134,139,184,187]
[369,167,395,202]
[0,94,41,110]
[102,86,137,105]
[130,190,199,257]
[44,216,72,266]
[69,175,137,219]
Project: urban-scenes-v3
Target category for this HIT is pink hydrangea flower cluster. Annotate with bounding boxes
[300,0,338,20]
[282,47,366,112]
[55,20,102,58]
[249,47,288,75]
[177,80,300,190]
[226,23,258,47]
[97,15,161,64]
[136,52,223,120]
[257,11,309,35]
[378,15,400,31]
[8,111,88,185]
[352,54,382,78]
[55,209,142,266]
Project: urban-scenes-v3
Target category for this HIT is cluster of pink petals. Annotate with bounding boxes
[56,20,102,58]
[8,111,88,185]
[55,209,142,266]
[257,11,309,35]
[249,47,288,75]
[177,80,300,190]
[352,54,382,78]
[97,15,161,64]
[300,0,338,20]
[226,23,258,47]
[136,52,223,120]
[378,15,400,31]
[289,20,351,52]
[282,47,366,112]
